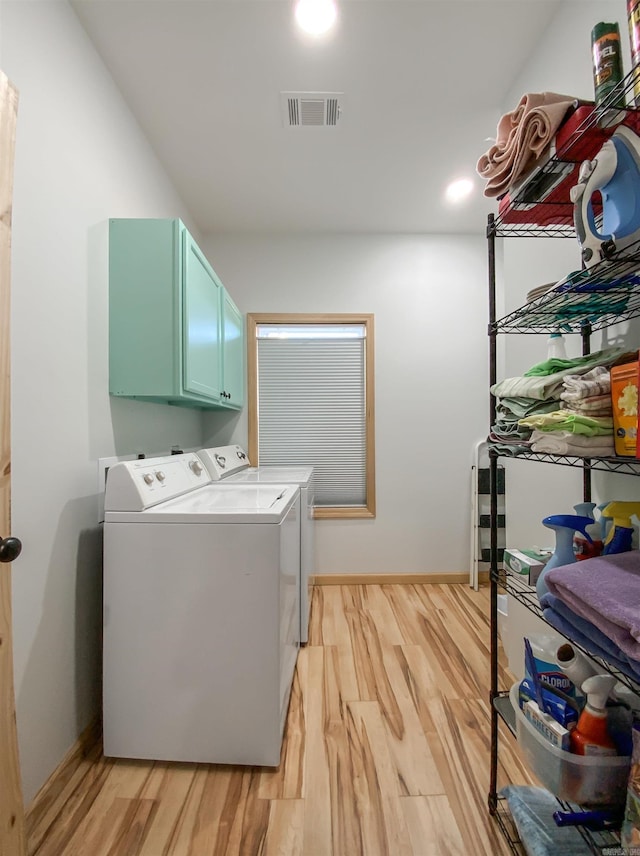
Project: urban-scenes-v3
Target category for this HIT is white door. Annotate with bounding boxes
[0,68,26,856]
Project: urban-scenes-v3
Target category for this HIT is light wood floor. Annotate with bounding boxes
[26,584,534,855]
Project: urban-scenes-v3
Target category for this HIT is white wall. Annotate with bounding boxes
[201,233,489,574]
[1,1,205,804]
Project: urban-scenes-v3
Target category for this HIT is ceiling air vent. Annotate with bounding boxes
[280,92,343,127]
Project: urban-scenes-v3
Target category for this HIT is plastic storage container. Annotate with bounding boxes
[509,682,630,806]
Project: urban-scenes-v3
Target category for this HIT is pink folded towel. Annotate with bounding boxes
[476,92,578,198]
[545,552,640,661]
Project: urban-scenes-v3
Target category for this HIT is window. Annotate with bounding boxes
[247,313,375,519]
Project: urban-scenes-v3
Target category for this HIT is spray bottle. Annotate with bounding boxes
[597,501,614,542]
[536,514,594,600]
[573,502,603,560]
[570,674,618,756]
[601,501,640,554]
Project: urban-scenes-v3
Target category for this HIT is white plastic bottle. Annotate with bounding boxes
[555,642,597,696]
[547,332,567,360]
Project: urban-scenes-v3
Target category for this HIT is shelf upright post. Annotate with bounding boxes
[487,212,500,814]
[580,321,593,503]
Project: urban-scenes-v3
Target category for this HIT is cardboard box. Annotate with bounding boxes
[503,548,550,586]
[611,360,638,457]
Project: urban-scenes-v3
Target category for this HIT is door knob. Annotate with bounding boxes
[0,535,22,563]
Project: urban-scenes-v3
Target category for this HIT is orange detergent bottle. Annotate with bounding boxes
[570,675,617,756]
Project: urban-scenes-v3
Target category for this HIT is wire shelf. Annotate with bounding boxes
[491,245,640,334]
[492,569,640,695]
[487,445,640,476]
[492,68,640,237]
[494,793,622,855]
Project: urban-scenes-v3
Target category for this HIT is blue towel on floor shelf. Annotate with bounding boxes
[540,593,640,685]
[500,785,592,856]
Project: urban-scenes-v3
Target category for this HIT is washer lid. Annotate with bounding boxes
[105,483,299,523]
[198,445,250,480]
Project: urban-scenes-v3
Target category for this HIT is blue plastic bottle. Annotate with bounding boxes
[536,514,594,600]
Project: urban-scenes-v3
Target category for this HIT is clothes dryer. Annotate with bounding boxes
[198,444,315,644]
[103,452,300,767]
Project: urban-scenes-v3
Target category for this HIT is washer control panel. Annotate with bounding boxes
[104,453,211,512]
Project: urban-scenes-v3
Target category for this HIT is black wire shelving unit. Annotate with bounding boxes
[486,66,640,854]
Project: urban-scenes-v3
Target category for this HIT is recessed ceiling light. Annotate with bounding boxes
[445,178,474,204]
[294,0,338,35]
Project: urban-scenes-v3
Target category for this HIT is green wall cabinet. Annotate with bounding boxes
[109,218,244,410]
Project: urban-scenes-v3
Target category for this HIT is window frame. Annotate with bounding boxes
[247,312,376,519]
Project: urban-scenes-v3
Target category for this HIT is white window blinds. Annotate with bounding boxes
[256,329,366,506]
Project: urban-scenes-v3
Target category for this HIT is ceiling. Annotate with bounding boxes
[71,0,563,236]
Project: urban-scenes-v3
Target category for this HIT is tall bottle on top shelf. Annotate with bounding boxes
[628,0,640,105]
[592,22,625,109]
[547,332,567,360]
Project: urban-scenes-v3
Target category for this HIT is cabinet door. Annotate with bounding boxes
[182,231,222,399]
[221,290,244,407]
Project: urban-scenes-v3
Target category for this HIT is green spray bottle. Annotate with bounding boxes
[536,514,594,601]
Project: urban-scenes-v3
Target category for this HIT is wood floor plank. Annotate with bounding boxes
[378,645,445,797]
[347,700,413,856]
[61,761,155,856]
[65,795,154,856]
[263,799,304,856]
[401,794,467,855]
[425,695,516,856]
[360,584,406,646]
[135,763,198,855]
[161,767,208,856]
[258,662,305,800]
[323,645,367,855]
[222,768,270,856]
[301,646,332,855]
[315,586,362,701]
[27,736,108,856]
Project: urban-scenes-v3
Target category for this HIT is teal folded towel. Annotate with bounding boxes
[500,785,592,856]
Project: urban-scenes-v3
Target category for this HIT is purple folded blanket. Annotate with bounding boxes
[545,551,640,661]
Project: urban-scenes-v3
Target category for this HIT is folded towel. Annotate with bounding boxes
[476,92,578,198]
[540,594,640,683]
[529,430,612,449]
[561,397,612,415]
[487,438,531,456]
[530,430,615,456]
[545,552,640,662]
[519,411,613,436]
[561,366,611,400]
[500,785,593,856]
[497,397,560,420]
[491,346,630,401]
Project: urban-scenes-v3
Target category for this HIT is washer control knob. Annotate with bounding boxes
[143,473,154,485]
[190,459,203,476]
[155,470,166,482]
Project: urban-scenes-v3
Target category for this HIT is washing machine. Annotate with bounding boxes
[102,452,300,767]
[198,444,315,644]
